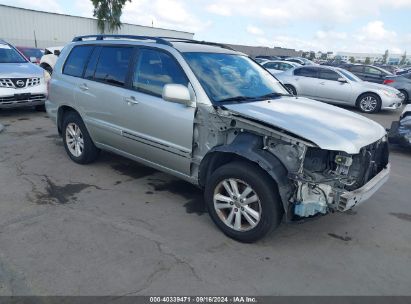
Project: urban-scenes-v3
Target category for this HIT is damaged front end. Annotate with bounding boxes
[285,139,390,220]
[388,105,411,147]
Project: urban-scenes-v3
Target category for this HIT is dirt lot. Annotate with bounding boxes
[0,106,410,296]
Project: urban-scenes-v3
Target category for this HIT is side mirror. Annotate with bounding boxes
[338,77,348,83]
[54,50,61,56]
[29,57,37,63]
[162,84,192,106]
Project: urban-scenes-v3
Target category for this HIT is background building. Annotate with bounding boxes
[0,4,194,49]
[335,51,411,64]
[226,44,302,58]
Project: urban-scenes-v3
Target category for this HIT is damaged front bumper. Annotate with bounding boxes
[337,163,391,212]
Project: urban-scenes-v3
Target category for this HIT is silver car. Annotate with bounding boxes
[46,35,390,242]
[276,65,403,113]
[0,40,48,110]
[261,60,301,75]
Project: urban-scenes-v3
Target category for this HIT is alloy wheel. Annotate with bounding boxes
[65,122,84,157]
[360,95,378,112]
[213,178,262,231]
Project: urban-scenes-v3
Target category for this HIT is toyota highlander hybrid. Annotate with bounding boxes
[0,40,49,110]
[46,35,390,242]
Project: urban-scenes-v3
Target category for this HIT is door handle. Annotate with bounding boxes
[319,82,325,85]
[79,84,89,91]
[124,96,139,105]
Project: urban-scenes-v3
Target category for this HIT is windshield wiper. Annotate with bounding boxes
[216,96,257,103]
[254,92,293,99]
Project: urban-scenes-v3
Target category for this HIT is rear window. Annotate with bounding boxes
[63,46,94,78]
[94,46,133,87]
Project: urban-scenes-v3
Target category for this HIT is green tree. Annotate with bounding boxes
[365,57,371,64]
[382,49,389,64]
[91,0,131,33]
[349,56,355,63]
[400,51,407,65]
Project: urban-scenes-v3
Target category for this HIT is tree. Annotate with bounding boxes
[91,0,131,33]
[400,51,407,65]
[382,49,389,64]
[349,56,355,63]
[365,57,371,64]
[309,51,316,60]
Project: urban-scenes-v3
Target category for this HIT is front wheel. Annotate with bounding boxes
[400,90,409,104]
[357,93,382,113]
[284,84,297,95]
[204,161,283,243]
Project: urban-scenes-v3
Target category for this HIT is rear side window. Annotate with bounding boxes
[294,67,318,78]
[94,46,133,87]
[63,46,94,77]
[264,62,278,69]
[348,65,363,73]
[318,69,340,81]
[133,48,188,97]
[364,66,382,75]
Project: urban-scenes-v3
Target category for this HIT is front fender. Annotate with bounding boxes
[199,132,293,212]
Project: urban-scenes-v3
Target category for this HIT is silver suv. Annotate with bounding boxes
[46,35,390,242]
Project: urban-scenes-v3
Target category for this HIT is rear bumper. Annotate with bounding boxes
[337,163,391,211]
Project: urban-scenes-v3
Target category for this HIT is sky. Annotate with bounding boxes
[1,0,411,54]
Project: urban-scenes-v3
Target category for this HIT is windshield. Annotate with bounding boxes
[338,68,362,82]
[0,44,27,63]
[20,48,43,59]
[183,52,289,104]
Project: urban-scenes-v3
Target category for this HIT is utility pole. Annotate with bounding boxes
[33,30,38,48]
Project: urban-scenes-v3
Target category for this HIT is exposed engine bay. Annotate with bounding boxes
[193,104,390,221]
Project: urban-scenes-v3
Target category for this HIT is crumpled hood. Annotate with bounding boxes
[224,97,386,154]
[0,63,43,78]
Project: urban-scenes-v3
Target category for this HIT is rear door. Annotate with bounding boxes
[117,47,195,175]
[293,67,319,98]
[363,66,385,83]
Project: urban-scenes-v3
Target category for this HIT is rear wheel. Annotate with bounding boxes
[62,112,99,164]
[204,161,283,243]
[284,84,297,95]
[357,93,382,113]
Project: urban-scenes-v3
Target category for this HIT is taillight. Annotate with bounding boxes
[383,79,395,85]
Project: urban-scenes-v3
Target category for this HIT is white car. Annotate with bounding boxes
[261,60,301,74]
[0,40,48,110]
[40,46,64,75]
[276,65,403,113]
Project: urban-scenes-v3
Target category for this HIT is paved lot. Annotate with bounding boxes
[0,106,410,296]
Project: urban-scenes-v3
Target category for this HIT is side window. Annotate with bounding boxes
[264,62,278,69]
[279,63,292,70]
[63,45,94,78]
[84,47,101,80]
[94,46,133,87]
[349,65,364,73]
[364,66,382,75]
[294,67,318,78]
[318,69,340,81]
[133,48,189,97]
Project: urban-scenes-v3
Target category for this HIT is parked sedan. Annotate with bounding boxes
[343,64,392,84]
[285,57,316,66]
[261,60,301,74]
[15,46,43,64]
[384,73,411,103]
[276,66,403,113]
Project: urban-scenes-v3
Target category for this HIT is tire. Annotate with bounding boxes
[62,111,99,164]
[399,90,409,104]
[41,64,53,75]
[35,104,46,112]
[204,161,284,243]
[357,93,382,113]
[284,84,297,95]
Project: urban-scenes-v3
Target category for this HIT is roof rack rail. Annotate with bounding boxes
[72,35,173,47]
[159,37,235,51]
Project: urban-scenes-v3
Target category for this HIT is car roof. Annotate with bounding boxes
[71,35,241,55]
